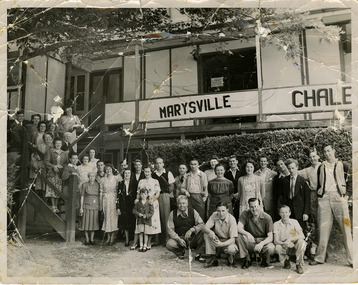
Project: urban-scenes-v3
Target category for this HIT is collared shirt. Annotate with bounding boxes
[324,161,339,192]
[299,163,321,191]
[273,218,304,243]
[174,174,186,198]
[154,169,175,184]
[206,212,238,240]
[239,210,273,238]
[182,170,208,194]
[204,169,216,182]
[167,208,204,240]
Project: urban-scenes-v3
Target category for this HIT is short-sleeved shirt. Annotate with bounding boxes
[273,218,304,243]
[239,210,273,238]
[206,212,238,240]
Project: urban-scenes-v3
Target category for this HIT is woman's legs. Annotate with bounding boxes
[90,231,95,242]
[124,230,129,245]
[84,231,89,243]
[144,234,149,248]
[139,233,144,248]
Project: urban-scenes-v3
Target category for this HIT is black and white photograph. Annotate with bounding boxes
[2,0,358,283]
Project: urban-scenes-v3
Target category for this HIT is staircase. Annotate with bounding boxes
[18,174,77,243]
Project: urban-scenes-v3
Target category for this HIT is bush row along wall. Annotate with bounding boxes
[146,127,352,177]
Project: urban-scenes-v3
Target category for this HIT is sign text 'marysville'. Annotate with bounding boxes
[159,95,231,119]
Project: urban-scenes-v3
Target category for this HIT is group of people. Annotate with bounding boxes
[8,109,353,274]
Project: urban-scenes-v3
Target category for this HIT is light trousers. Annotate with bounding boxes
[315,191,352,264]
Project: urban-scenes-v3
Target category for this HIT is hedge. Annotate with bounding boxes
[146,127,352,176]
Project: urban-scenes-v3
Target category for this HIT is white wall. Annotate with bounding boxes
[199,39,255,54]
[92,57,122,71]
[261,43,302,88]
[123,55,137,101]
[46,57,66,115]
[171,46,198,96]
[24,56,47,120]
[24,56,66,121]
[306,29,341,85]
[145,50,170,98]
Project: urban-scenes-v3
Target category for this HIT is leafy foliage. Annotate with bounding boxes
[7,8,344,63]
[147,127,351,176]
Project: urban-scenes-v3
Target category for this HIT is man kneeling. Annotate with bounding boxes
[202,202,238,267]
[166,195,205,262]
[236,198,275,269]
[274,205,306,274]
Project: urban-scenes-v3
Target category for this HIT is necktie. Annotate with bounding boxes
[290,176,295,199]
[181,212,188,218]
[180,176,184,183]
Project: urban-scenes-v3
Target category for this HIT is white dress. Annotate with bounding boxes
[137,178,161,235]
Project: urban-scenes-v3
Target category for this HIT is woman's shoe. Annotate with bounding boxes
[130,245,138,250]
[90,240,96,245]
[138,246,143,252]
[84,241,89,245]
[124,242,129,247]
[146,244,151,250]
[142,246,147,252]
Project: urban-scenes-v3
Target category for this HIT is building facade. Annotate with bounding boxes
[7,8,353,168]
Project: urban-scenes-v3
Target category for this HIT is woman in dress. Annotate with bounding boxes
[80,172,100,245]
[57,106,82,150]
[100,164,122,245]
[89,148,99,169]
[117,169,135,246]
[29,121,48,193]
[131,165,161,250]
[236,159,264,214]
[44,138,68,212]
[78,154,97,188]
[207,164,234,218]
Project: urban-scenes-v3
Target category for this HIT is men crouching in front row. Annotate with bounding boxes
[166,196,306,274]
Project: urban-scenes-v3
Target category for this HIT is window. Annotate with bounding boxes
[199,48,257,93]
[70,74,85,112]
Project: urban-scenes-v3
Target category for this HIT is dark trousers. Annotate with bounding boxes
[166,231,205,256]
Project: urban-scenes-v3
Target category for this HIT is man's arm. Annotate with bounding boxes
[167,211,180,241]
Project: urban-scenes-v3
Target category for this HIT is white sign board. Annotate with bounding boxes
[138,91,258,122]
[262,84,353,114]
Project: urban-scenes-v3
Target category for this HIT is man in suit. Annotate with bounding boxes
[224,155,242,221]
[9,110,30,189]
[61,131,75,157]
[278,159,310,232]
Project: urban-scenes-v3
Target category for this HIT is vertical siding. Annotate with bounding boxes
[305,29,341,84]
[24,56,47,120]
[145,50,170,98]
[171,46,198,96]
[123,55,137,101]
[261,43,302,88]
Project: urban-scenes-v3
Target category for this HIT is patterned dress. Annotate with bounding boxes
[80,181,100,231]
[238,175,263,214]
[101,174,122,233]
[137,178,161,235]
[44,148,68,198]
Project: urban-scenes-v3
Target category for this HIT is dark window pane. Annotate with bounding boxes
[108,73,120,103]
[77,75,85,92]
[201,48,257,93]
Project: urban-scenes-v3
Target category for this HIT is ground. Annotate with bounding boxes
[6,224,358,284]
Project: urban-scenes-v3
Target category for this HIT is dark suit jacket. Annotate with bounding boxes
[278,174,310,220]
[224,168,244,193]
[61,140,75,156]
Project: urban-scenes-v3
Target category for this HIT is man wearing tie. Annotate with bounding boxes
[173,164,188,209]
[278,159,310,232]
[224,155,243,221]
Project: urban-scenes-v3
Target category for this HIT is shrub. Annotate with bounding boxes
[147,127,351,176]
